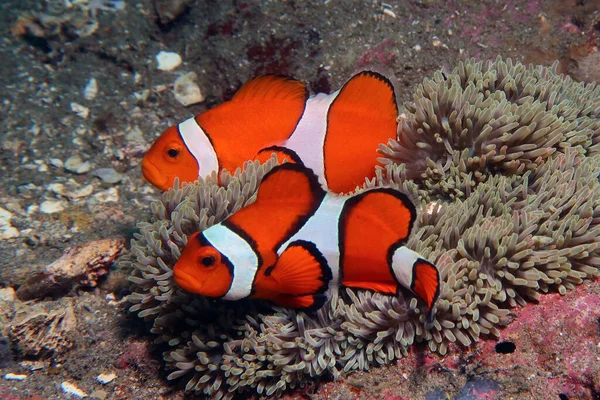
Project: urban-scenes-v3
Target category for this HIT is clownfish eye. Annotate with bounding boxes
[200,255,216,267]
[167,148,180,158]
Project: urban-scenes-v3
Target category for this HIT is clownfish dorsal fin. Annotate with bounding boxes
[324,71,399,192]
[411,259,440,314]
[196,76,309,174]
[231,75,308,103]
[223,164,326,261]
[339,188,417,291]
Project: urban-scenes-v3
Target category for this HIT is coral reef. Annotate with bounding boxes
[17,238,126,301]
[126,58,600,398]
[6,300,77,358]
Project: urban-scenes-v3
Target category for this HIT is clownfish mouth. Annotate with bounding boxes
[141,159,170,190]
[173,266,204,295]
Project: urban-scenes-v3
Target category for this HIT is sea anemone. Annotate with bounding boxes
[126,57,600,399]
[379,56,600,200]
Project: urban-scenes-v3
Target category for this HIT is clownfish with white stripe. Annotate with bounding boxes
[172,163,440,316]
[141,71,398,193]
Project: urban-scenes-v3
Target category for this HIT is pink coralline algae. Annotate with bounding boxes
[300,279,599,399]
[356,38,397,68]
[475,280,600,399]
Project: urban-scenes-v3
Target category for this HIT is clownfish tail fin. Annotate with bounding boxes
[412,258,440,316]
[390,246,440,315]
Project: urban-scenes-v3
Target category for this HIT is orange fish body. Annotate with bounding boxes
[142,76,308,190]
[143,71,398,193]
[173,164,440,314]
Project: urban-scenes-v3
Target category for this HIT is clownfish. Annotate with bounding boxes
[173,163,440,315]
[142,71,398,193]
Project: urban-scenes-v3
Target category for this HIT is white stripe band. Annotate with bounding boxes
[179,117,219,179]
[203,225,258,301]
[391,246,420,293]
[284,91,339,189]
[277,194,345,291]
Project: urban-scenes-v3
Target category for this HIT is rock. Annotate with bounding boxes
[61,381,87,398]
[0,335,13,368]
[0,207,19,239]
[39,200,65,214]
[173,72,205,106]
[0,288,16,302]
[3,373,26,381]
[91,389,108,400]
[83,77,98,100]
[48,182,94,201]
[93,168,123,184]
[96,372,116,384]
[154,0,190,24]
[8,300,77,357]
[20,360,46,371]
[18,183,41,199]
[156,51,182,71]
[49,158,63,168]
[16,238,126,301]
[64,155,92,174]
[91,187,119,203]
[573,51,600,83]
[125,126,144,143]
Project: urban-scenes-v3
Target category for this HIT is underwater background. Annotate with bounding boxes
[1,0,600,399]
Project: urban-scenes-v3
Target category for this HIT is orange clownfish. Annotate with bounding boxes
[173,163,440,316]
[142,71,398,193]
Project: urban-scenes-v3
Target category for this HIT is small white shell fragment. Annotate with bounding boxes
[0,287,16,301]
[156,51,182,71]
[91,187,119,203]
[49,158,64,168]
[4,373,27,381]
[173,72,205,106]
[0,207,19,239]
[70,102,90,119]
[77,20,99,38]
[83,78,98,100]
[61,381,88,398]
[382,8,396,18]
[40,200,66,214]
[65,155,92,174]
[96,372,117,384]
[125,126,145,143]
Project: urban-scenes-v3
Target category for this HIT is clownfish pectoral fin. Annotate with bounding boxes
[342,281,398,295]
[273,293,328,310]
[223,164,326,255]
[265,240,331,298]
[254,145,302,165]
[324,71,399,192]
[411,258,440,316]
